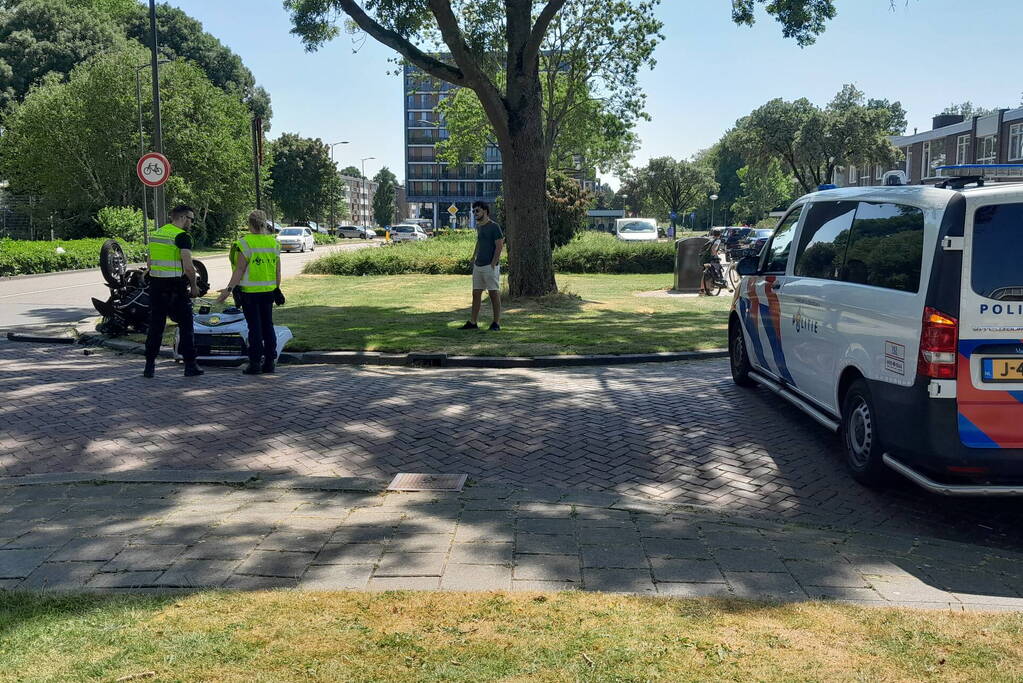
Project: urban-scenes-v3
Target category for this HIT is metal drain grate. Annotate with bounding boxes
[387,473,467,492]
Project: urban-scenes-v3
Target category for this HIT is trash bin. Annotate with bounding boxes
[673,237,710,293]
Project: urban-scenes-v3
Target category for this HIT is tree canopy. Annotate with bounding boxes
[734,84,903,194]
[0,0,271,124]
[285,0,842,296]
[372,166,398,226]
[338,165,363,178]
[269,134,341,225]
[636,157,718,229]
[0,44,254,243]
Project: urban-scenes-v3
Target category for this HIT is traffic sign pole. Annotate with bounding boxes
[148,0,166,228]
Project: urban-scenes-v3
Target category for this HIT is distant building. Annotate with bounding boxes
[340,174,378,226]
[832,107,1023,187]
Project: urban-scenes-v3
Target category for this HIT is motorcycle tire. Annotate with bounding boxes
[194,260,210,297]
[100,239,128,288]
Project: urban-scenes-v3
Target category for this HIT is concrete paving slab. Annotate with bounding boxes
[448,543,514,566]
[314,543,385,566]
[20,562,104,591]
[516,534,577,555]
[441,564,512,591]
[583,568,656,594]
[726,572,808,601]
[0,548,58,578]
[234,551,315,579]
[513,554,581,582]
[376,552,447,577]
[650,558,726,584]
[299,564,374,590]
[655,582,732,598]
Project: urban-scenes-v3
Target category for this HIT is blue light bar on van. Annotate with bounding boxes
[935,164,1023,179]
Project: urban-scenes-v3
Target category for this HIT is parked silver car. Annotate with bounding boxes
[336,225,375,239]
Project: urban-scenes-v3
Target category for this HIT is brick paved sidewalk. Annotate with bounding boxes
[2,473,1022,611]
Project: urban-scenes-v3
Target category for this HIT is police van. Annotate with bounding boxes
[728,165,1023,495]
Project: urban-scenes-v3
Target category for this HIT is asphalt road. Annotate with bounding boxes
[0,241,375,332]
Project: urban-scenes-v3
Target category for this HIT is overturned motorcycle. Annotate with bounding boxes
[91,239,291,364]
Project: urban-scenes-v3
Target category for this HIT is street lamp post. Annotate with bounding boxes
[361,156,375,226]
[709,194,719,231]
[328,141,349,231]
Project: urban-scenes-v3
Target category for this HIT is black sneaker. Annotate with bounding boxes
[489,322,501,331]
[242,364,261,375]
[459,321,479,330]
[261,360,276,374]
[143,362,155,378]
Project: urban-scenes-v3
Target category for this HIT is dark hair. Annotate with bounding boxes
[170,205,194,218]
[472,201,490,215]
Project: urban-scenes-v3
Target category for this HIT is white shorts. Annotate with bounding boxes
[472,264,501,291]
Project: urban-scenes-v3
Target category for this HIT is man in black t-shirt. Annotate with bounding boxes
[459,201,505,331]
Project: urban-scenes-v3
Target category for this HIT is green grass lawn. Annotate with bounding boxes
[275,273,731,356]
[2,591,1021,682]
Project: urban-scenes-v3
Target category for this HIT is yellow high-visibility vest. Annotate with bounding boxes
[149,223,186,278]
[236,234,279,293]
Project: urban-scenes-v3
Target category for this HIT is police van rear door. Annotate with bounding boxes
[957,187,1023,449]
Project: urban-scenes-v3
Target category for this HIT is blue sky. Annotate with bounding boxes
[168,1,1021,189]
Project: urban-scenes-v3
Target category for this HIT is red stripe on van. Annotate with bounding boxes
[957,352,1023,448]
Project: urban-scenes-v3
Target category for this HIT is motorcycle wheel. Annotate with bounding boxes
[194,260,210,297]
[100,239,127,287]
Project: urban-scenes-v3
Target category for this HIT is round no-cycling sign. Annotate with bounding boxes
[136,152,171,187]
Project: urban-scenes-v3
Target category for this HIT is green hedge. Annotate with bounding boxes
[304,230,675,276]
[0,238,147,277]
[312,232,339,245]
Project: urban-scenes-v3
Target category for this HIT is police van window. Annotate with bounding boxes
[793,201,857,280]
[842,202,924,292]
[972,203,1023,300]
[761,206,802,273]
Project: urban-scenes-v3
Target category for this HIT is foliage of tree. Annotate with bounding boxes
[0,0,271,125]
[731,159,796,224]
[286,0,836,296]
[693,134,745,228]
[546,171,590,248]
[372,166,398,226]
[269,133,340,225]
[636,157,718,229]
[941,101,1000,119]
[0,45,254,243]
[121,2,272,125]
[734,84,902,194]
[0,0,125,117]
[338,165,363,178]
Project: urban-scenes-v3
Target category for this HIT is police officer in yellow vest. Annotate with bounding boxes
[217,210,282,374]
[144,204,203,378]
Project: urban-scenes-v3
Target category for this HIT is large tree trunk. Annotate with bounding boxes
[501,2,557,299]
[502,126,556,297]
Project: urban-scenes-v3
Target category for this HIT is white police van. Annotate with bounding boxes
[728,165,1023,495]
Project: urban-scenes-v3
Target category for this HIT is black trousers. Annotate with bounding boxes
[241,291,276,365]
[145,284,195,363]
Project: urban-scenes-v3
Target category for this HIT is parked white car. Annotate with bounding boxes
[614,218,659,242]
[276,226,315,253]
[390,224,429,242]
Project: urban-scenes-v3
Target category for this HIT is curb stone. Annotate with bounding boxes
[71,329,728,369]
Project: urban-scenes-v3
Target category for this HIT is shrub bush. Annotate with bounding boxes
[553,232,674,273]
[304,230,675,276]
[0,238,147,276]
[313,232,338,245]
[96,206,145,243]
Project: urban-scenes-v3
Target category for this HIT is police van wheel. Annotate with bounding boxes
[729,321,755,387]
[841,379,891,486]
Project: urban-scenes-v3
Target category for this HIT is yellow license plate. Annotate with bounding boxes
[983,358,1023,382]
